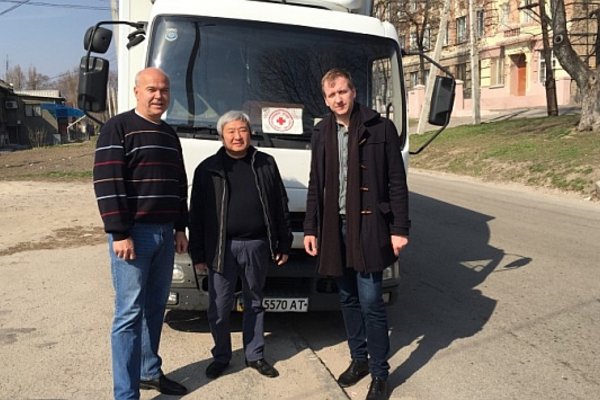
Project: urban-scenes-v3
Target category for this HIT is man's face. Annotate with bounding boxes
[134,69,170,123]
[222,119,251,158]
[322,77,356,121]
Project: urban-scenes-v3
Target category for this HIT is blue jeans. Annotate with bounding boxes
[108,223,175,400]
[207,239,269,364]
[337,219,390,379]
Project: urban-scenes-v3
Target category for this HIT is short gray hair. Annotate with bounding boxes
[216,110,251,136]
[134,67,169,87]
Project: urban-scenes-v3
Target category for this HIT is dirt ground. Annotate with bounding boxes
[0,180,104,256]
[0,140,105,255]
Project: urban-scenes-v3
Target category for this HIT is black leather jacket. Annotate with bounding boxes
[189,146,292,272]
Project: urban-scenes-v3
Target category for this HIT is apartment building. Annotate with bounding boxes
[384,0,599,117]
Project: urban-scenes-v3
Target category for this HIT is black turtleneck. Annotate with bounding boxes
[223,152,267,240]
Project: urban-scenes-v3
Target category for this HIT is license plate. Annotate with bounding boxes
[263,297,309,312]
[235,296,309,312]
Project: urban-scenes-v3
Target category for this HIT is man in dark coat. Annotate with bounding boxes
[304,68,410,400]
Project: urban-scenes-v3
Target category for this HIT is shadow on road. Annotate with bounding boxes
[163,190,532,397]
[386,192,531,394]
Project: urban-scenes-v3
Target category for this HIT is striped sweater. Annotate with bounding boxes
[93,110,188,240]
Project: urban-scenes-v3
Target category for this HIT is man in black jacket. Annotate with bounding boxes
[304,68,410,400]
[189,110,292,380]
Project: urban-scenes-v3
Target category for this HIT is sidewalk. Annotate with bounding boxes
[446,105,581,128]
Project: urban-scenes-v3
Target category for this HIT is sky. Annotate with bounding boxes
[0,0,115,82]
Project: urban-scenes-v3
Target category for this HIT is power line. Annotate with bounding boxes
[0,0,31,16]
[0,0,110,15]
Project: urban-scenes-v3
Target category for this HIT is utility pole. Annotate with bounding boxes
[539,0,558,116]
[469,0,481,124]
[417,0,451,134]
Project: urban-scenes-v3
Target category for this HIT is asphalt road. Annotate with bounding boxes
[1,172,599,399]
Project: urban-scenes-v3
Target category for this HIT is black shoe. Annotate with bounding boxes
[205,361,229,379]
[140,374,188,396]
[337,359,369,388]
[365,377,388,400]
[245,358,279,378]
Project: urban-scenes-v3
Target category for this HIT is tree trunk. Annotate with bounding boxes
[577,71,600,131]
[550,0,600,131]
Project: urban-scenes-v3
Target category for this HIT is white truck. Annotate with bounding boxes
[78,0,454,312]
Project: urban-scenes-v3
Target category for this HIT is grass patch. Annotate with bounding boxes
[410,114,600,196]
[1,139,95,182]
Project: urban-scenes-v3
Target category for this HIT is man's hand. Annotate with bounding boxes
[274,253,289,266]
[113,237,136,260]
[304,235,318,256]
[175,231,188,254]
[194,263,208,273]
[391,235,409,256]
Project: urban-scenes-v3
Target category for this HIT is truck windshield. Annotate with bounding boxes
[148,16,403,147]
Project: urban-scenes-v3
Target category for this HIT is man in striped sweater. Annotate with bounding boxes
[93,67,189,400]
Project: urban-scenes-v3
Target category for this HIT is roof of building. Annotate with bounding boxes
[0,79,14,93]
[15,89,62,99]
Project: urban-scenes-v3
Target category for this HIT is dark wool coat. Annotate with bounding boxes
[303,104,410,275]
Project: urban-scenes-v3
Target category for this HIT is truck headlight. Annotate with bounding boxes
[172,263,185,283]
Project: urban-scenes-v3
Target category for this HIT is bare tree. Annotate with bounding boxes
[375,0,444,84]
[56,68,80,106]
[551,0,600,131]
[4,65,25,89]
[26,66,50,90]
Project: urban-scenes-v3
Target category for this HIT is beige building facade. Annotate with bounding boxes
[388,0,599,117]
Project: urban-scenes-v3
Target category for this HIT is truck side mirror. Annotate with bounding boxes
[78,56,109,112]
[428,76,455,126]
[84,26,113,54]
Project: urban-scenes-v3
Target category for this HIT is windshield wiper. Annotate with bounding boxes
[175,125,219,139]
[253,130,274,147]
[252,130,311,150]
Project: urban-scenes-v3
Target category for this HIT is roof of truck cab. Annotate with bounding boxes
[149,0,391,38]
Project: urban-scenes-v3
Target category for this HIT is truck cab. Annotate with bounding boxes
[78,0,454,312]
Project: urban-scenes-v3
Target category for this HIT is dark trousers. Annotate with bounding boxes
[337,219,390,379]
[207,238,270,364]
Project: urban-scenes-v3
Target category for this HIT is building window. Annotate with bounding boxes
[409,0,418,12]
[25,104,42,117]
[409,32,418,50]
[520,0,534,24]
[410,71,419,88]
[490,57,504,85]
[539,50,556,83]
[398,35,406,50]
[423,25,431,50]
[456,16,467,44]
[456,63,467,81]
[443,23,449,46]
[476,9,485,38]
[500,3,510,25]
